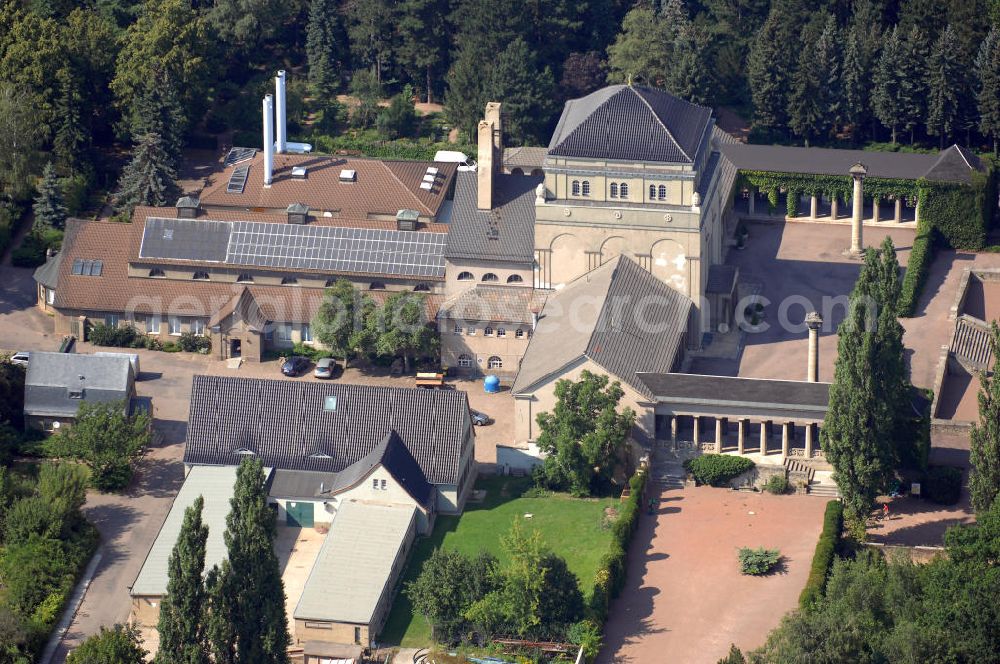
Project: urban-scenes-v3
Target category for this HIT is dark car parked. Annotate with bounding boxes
[280,356,310,376]
[470,409,493,426]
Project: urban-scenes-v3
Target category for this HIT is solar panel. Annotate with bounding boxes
[227,164,250,194]
[139,218,231,263]
[223,147,256,167]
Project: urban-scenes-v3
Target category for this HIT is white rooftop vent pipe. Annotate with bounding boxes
[275,70,287,154]
[263,94,274,186]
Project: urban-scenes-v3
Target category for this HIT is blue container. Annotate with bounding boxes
[484,375,501,393]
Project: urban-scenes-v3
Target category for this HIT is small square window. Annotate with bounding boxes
[515,329,525,339]
[380,479,387,490]
[467,328,476,336]
[372,479,378,490]
[497,328,506,338]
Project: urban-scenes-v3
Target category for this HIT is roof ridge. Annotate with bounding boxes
[583,255,625,354]
[380,161,434,215]
[632,87,691,162]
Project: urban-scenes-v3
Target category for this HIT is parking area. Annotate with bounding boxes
[277,526,327,645]
[599,486,829,664]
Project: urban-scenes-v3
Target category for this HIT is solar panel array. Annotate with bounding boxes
[223,147,256,167]
[138,217,446,278]
[228,222,446,277]
[227,164,250,194]
[71,259,103,276]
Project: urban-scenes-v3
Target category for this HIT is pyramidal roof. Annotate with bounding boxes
[547,85,713,164]
[922,145,986,184]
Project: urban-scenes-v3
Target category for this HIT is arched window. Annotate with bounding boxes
[620,183,629,199]
[149,268,165,278]
[571,180,580,196]
[506,274,523,284]
[193,271,209,280]
[458,354,473,367]
[482,273,499,282]
[497,327,506,337]
[649,184,656,200]
[369,282,385,290]
[281,276,298,285]
[237,273,253,283]
[325,278,337,287]
[457,271,474,281]
[511,167,524,176]
[515,329,525,339]
[487,356,503,369]
[658,184,667,200]
[414,283,430,292]
[484,326,494,336]
[453,324,463,335]
[582,181,591,196]
[610,182,618,198]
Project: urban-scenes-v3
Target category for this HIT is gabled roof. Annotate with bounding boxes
[184,376,471,485]
[24,352,133,418]
[511,256,691,397]
[131,465,239,597]
[548,85,713,164]
[445,172,539,264]
[438,285,547,325]
[324,431,434,507]
[33,250,62,289]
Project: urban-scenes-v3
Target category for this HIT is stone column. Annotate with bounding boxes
[760,421,769,455]
[748,190,756,215]
[850,163,867,254]
[872,195,880,223]
[830,195,839,220]
[894,197,902,223]
[810,195,818,219]
[670,415,678,448]
[782,422,791,457]
[805,423,815,459]
[806,311,823,382]
[692,416,700,447]
[715,418,723,454]
[737,419,747,454]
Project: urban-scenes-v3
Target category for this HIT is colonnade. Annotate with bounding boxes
[665,414,822,459]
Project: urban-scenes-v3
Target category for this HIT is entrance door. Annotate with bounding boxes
[230,339,242,358]
[286,501,314,527]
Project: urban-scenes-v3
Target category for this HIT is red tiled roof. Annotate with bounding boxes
[198,153,457,219]
[131,206,450,233]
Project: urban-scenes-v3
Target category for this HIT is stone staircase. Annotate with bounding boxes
[784,458,841,497]
[783,457,815,483]
[807,481,841,498]
[649,447,688,489]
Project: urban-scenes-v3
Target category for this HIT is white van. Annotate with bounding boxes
[434,150,477,172]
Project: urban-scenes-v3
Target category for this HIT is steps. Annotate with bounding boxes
[783,457,815,483]
[807,481,841,498]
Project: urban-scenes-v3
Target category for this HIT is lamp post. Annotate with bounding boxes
[849,162,867,255]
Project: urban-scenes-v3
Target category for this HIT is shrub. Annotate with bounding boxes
[683,455,755,487]
[898,218,935,317]
[567,619,603,661]
[177,331,211,353]
[764,474,791,495]
[923,465,963,505]
[738,547,781,575]
[588,471,646,622]
[161,341,181,353]
[88,323,143,348]
[799,500,843,608]
[290,342,332,361]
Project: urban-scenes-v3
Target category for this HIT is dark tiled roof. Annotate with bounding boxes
[438,285,546,325]
[24,352,133,418]
[199,153,457,219]
[33,250,63,289]
[445,172,538,264]
[548,85,712,164]
[636,373,831,410]
[184,375,471,485]
[324,431,434,507]
[512,256,691,397]
[706,265,738,295]
[720,143,984,183]
[503,147,548,171]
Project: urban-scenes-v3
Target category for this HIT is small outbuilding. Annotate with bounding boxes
[23,351,136,431]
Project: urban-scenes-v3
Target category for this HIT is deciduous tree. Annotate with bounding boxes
[970,322,1000,514]
[66,624,146,664]
[405,548,497,644]
[363,292,438,372]
[311,279,373,364]
[53,400,151,492]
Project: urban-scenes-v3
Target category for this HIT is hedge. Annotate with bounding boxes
[924,465,963,505]
[683,454,755,487]
[588,471,647,622]
[799,500,843,609]
[898,217,936,317]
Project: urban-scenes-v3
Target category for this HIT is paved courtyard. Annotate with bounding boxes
[599,486,829,664]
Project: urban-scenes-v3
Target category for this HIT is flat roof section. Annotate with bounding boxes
[131,465,240,597]
[294,501,416,625]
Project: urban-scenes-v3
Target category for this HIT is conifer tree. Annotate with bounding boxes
[53,67,87,174]
[396,0,450,104]
[670,23,713,105]
[205,562,236,664]
[747,10,798,135]
[214,459,290,664]
[926,25,967,147]
[156,496,210,664]
[306,0,345,99]
[898,26,929,145]
[33,162,67,233]
[487,38,558,145]
[970,322,1000,514]
[129,68,187,169]
[115,132,178,217]
[841,20,880,142]
[975,28,1000,155]
[873,26,905,144]
[788,14,839,146]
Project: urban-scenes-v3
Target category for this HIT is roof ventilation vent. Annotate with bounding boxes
[287,203,309,225]
[175,196,200,218]
[396,209,419,231]
[291,166,307,179]
[339,169,356,183]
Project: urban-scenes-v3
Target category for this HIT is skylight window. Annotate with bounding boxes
[324,396,338,411]
[71,259,103,276]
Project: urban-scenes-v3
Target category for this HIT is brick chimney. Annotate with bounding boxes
[477,119,494,210]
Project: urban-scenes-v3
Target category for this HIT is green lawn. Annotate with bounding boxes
[381,475,620,647]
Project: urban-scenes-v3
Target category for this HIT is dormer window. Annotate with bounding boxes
[281,277,298,285]
[457,271,474,281]
[193,271,209,280]
[237,273,253,283]
[149,269,165,278]
[482,273,499,283]
[68,389,84,399]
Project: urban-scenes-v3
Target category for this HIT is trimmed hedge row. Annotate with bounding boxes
[924,465,963,505]
[683,454,755,487]
[588,471,647,622]
[799,500,843,609]
[898,217,936,317]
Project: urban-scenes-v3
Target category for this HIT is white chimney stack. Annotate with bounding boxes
[263,94,274,186]
[275,70,287,154]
